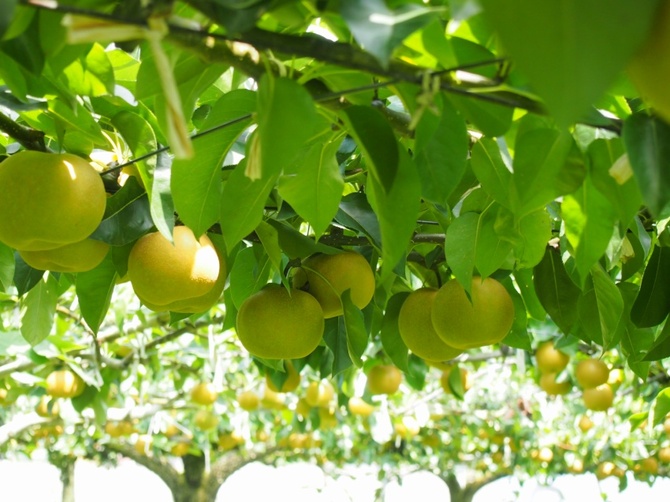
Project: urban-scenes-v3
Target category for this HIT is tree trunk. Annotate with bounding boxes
[443,472,507,502]
[59,456,76,502]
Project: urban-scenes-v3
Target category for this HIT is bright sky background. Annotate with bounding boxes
[1,457,670,502]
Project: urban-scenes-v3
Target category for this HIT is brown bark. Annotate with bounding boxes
[443,472,508,502]
[104,443,278,502]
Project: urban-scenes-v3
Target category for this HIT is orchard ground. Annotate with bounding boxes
[1,455,669,502]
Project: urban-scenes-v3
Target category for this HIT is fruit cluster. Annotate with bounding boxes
[0,151,108,272]
[535,341,616,411]
[235,251,375,360]
[398,276,515,365]
[126,225,226,314]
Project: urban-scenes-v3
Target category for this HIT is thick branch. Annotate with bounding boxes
[204,446,281,499]
[0,412,53,445]
[0,110,47,151]
[104,442,182,493]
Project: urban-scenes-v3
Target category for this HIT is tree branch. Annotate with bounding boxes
[103,442,182,493]
[0,110,47,152]
[204,446,281,499]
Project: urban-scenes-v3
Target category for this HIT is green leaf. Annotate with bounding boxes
[76,253,117,334]
[21,274,58,346]
[341,290,368,368]
[340,0,436,65]
[589,264,624,351]
[150,151,174,241]
[501,277,531,350]
[278,131,344,238]
[380,292,410,373]
[513,268,546,321]
[629,412,649,431]
[0,51,28,99]
[0,0,18,40]
[111,110,157,191]
[562,175,617,284]
[61,43,115,97]
[479,0,658,125]
[13,253,44,296]
[533,246,581,335]
[623,113,670,219]
[496,207,552,269]
[48,97,105,144]
[366,146,421,278]
[341,105,399,193]
[228,246,271,311]
[220,159,278,251]
[172,89,255,237]
[335,193,382,248]
[631,245,670,328]
[652,388,670,426]
[588,138,643,227]
[267,220,338,259]
[0,241,14,292]
[643,319,670,361]
[90,195,154,246]
[257,75,319,179]
[323,318,353,376]
[512,128,585,216]
[444,206,513,293]
[255,220,287,288]
[618,282,653,379]
[413,95,468,206]
[470,137,512,209]
[447,93,514,137]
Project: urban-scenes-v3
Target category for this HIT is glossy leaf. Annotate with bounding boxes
[562,175,617,284]
[335,193,382,249]
[76,253,117,334]
[447,93,514,137]
[588,138,643,227]
[643,319,670,362]
[322,318,353,376]
[111,110,157,190]
[341,290,368,368]
[340,0,436,65]
[255,220,288,288]
[219,158,278,251]
[278,130,344,238]
[21,274,58,346]
[172,89,255,237]
[533,246,581,335]
[228,246,271,311]
[652,387,670,426]
[479,0,657,125]
[61,43,114,97]
[341,105,399,193]
[0,241,14,292]
[470,137,512,209]
[13,253,44,296]
[0,0,18,40]
[512,128,585,216]
[445,206,513,293]
[380,292,410,373]
[631,245,670,328]
[366,146,421,278]
[256,75,319,180]
[413,95,469,206]
[623,113,670,219]
[618,282,653,379]
[590,264,624,351]
[495,207,552,269]
[149,151,174,242]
